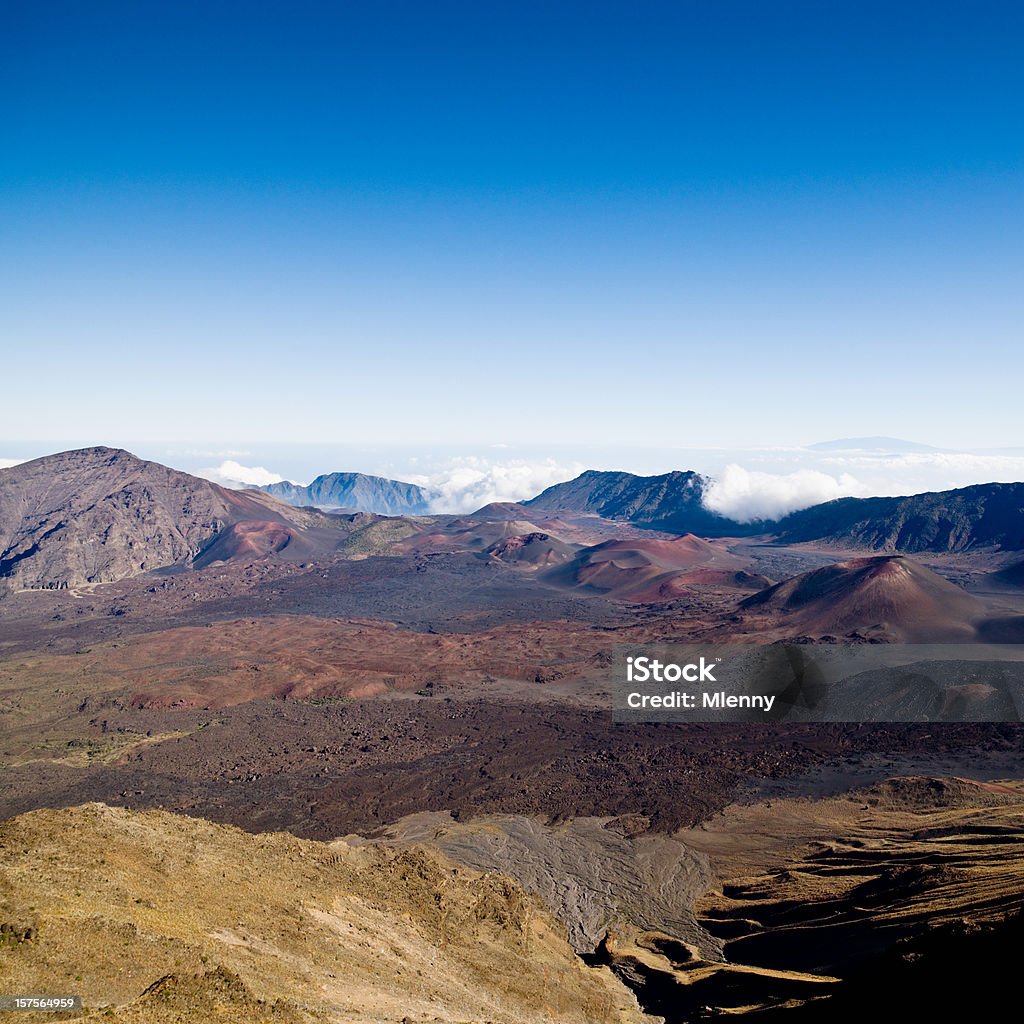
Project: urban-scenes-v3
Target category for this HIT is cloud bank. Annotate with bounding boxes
[199,460,289,488]
[198,455,583,512]
[198,447,1024,523]
[703,464,863,522]
[414,457,585,513]
[701,452,1024,523]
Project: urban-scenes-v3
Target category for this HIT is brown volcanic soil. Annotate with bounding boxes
[192,520,305,568]
[546,534,751,602]
[0,549,655,662]
[590,535,727,567]
[2,541,1023,843]
[177,550,651,633]
[3,642,1022,841]
[0,613,629,712]
[486,531,578,569]
[739,554,989,641]
[395,516,555,555]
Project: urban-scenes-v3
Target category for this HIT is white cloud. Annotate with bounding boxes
[195,455,582,511]
[188,448,1024,522]
[700,450,1024,523]
[703,464,864,522]
[412,457,585,513]
[0,457,26,469]
[197,460,291,488]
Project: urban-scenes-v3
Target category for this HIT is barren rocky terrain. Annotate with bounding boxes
[3,448,1024,1020]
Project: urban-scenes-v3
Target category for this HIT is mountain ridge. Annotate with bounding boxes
[260,471,433,514]
[525,469,758,536]
[6,451,1024,598]
[0,447,342,590]
[776,482,1024,552]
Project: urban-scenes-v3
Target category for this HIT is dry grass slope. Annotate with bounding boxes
[0,804,644,1024]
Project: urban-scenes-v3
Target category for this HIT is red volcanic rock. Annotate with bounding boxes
[545,534,748,601]
[486,532,576,569]
[192,521,300,568]
[740,555,986,641]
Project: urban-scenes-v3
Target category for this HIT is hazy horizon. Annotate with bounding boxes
[5,435,1024,521]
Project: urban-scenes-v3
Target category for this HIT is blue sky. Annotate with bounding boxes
[2,1,1022,453]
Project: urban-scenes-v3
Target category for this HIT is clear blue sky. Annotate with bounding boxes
[2,1,1022,449]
